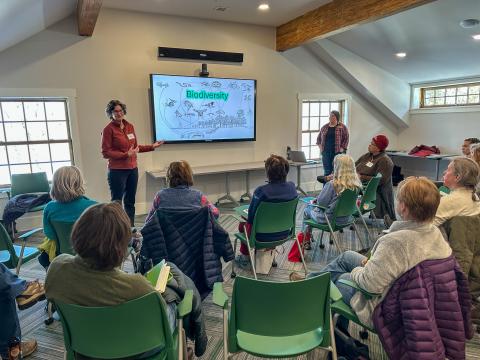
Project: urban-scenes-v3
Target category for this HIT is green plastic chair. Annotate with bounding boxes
[233,198,306,279]
[0,222,41,275]
[303,188,361,254]
[9,172,50,238]
[55,291,193,360]
[213,273,338,359]
[353,173,382,244]
[50,220,75,255]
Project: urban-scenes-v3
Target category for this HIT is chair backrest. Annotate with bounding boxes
[332,188,360,224]
[228,273,332,353]
[55,292,176,359]
[360,173,382,209]
[50,220,75,255]
[0,222,17,266]
[249,197,298,245]
[10,172,50,197]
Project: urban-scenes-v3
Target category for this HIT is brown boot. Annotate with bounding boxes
[21,339,38,358]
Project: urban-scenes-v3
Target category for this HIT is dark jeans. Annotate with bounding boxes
[108,168,138,226]
[0,263,26,358]
[322,150,340,176]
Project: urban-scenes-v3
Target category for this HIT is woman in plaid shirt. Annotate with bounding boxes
[316,110,349,176]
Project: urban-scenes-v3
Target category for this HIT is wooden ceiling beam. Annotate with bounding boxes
[276,0,436,52]
[77,0,103,36]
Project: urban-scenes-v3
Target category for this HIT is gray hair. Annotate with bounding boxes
[451,157,480,201]
[50,166,86,203]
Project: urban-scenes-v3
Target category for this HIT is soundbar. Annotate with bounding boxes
[158,47,243,63]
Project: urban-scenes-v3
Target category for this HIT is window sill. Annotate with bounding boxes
[410,105,480,114]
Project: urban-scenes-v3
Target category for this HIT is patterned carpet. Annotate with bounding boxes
[14,201,480,359]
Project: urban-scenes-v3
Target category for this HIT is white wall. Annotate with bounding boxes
[0,8,397,219]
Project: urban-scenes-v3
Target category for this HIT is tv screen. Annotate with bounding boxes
[150,74,256,143]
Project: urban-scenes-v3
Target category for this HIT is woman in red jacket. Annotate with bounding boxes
[101,100,163,225]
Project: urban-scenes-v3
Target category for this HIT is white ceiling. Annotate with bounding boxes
[102,0,330,27]
[328,0,480,83]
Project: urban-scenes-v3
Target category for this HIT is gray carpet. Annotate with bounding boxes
[15,201,480,359]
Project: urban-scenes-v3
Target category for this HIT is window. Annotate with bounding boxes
[300,100,342,160]
[421,82,480,108]
[0,99,74,186]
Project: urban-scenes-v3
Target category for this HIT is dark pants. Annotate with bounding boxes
[322,150,340,176]
[108,168,138,226]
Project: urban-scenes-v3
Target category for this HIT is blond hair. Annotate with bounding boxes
[396,177,440,222]
[451,157,480,201]
[50,166,85,203]
[332,154,362,194]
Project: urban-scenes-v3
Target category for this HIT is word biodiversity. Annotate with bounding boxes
[186,90,229,101]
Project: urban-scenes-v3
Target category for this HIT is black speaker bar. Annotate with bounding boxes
[158,47,243,63]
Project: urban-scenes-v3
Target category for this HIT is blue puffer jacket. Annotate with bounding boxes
[140,207,233,299]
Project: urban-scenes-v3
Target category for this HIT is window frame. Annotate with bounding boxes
[420,82,480,108]
[0,89,79,187]
[297,93,351,161]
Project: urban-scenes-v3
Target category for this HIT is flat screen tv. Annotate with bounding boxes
[150,74,256,143]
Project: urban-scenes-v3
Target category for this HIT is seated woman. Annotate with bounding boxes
[38,166,97,269]
[236,155,297,264]
[434,157,480,227]
[45,202,207,358]
[355,134,396,225]
[311,177,452,328]
[145,160,218,224]
[299,154,362,248]
[470,143,480,168]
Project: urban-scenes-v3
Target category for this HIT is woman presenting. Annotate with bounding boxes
[316,110,349,176]
[101,99,163,225]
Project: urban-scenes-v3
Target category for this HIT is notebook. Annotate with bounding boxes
[145,260,172,293]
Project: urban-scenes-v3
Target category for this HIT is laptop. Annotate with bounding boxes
[289,150,307,163]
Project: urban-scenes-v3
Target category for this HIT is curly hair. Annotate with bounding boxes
[265,154,289,183]
[105,100,127,119]
[332,154,362,194]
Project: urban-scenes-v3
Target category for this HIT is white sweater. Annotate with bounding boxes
[434,188,480,227]
[350,220,452,327]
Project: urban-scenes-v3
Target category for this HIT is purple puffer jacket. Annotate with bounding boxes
[372,255,474,360]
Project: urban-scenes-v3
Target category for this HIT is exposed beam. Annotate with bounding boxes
[77,0,103,36]
[276,0,436,52]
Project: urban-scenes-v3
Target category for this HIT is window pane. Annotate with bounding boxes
[47,122,68,140]
[457,87,468,96]
[425,98,434,106]
[311,146,320,159]
[457,96,467,104]
[45,102,66,121]
[4,122,27,141]
[446,88,456,97]
[302,133,310,146]
[52,161,71,174]
[301,146,310,159]
[24,102,46,121]
[425,90,434,98]
[31,163,53,180]
[0,165,9,185]
[468,94,480,104]
[330,103,339,112]
[445,97,456,105]
[2,102,24,122]
[0,124,4,142]
[310,117,320,131]
[470,86,480,94]
[302,102,309,117]
[320,116,329,128]
[434,89,445,97]
[7,145,29,164]
[320,103,330,116]
[310,133,317,146]
[434,97,445,105]
[29,144,50,163]
[10,164,31,175]
[50,143,71,161]
[310,103,319,116]
[26,122,48,141]
[0,146,7,165]
[302,117,309,131]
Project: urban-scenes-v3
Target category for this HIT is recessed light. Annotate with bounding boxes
[396,52,407,58]
[473,34,480,40]
[258,3,270,11]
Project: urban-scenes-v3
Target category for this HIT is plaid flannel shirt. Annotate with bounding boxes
[316,123,349,153]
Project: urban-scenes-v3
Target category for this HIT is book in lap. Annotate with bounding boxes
[145,259,171,293]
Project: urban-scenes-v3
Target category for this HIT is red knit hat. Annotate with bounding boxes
[372,134,389,151]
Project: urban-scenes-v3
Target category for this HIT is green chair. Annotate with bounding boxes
[50,220,75,255]
[353,173,382,245]
[304,189,361,254]
[0,222,42,275]
[55,291,193,360]
[9,172,50,238]
[233,198,306,279]
[213,273,337,359]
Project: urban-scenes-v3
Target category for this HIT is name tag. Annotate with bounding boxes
[366,161,374,168]
[127,133,135,140]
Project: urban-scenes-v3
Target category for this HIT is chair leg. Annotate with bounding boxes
[325,218,342,253]
[245,234,257,279]
[15,240,26,275]
[319,231,325,249]
[44,301,54,325]
[231,237,238,278]
[295,236,309,276]
[352,223,366,250]
[222,308,229,360]
[178,318,184,360]
[356,204,371,246]
[329,310,338,360]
